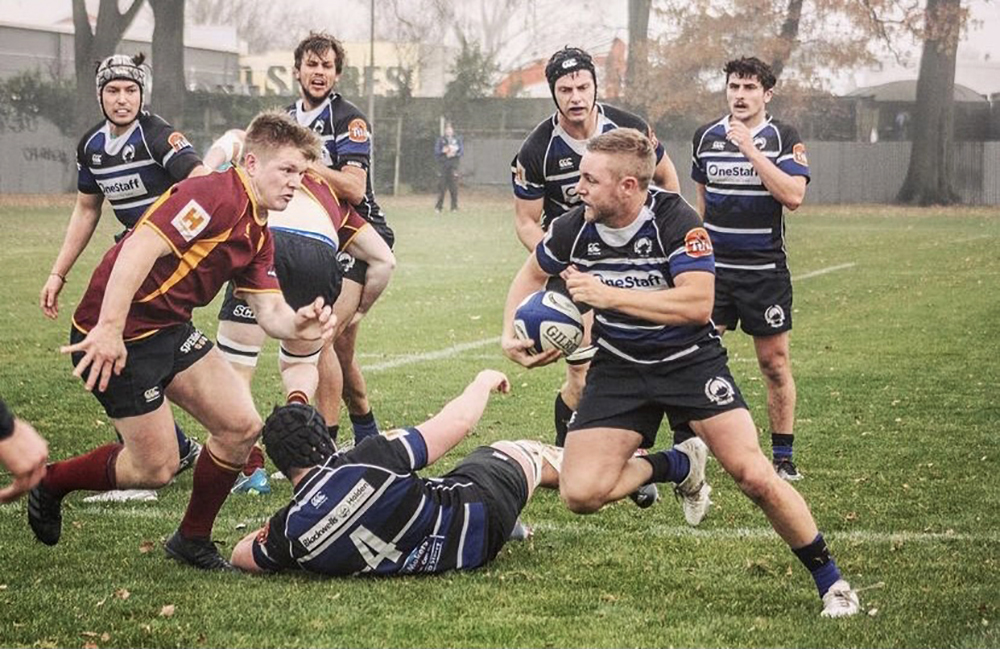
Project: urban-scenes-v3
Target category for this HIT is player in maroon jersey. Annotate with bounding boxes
[26,111,337,571]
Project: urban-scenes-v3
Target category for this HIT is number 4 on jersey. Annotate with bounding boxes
[350,525,401,571]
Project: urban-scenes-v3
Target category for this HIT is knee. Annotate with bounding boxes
[559,479,605,514]
[758,353,790,384]
[730,460,780,505]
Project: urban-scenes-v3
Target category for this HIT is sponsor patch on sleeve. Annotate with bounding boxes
[170,199,211,242]
[168,131,192,153]
[347,118,369,143]
[792,142,808,166]
[684,227,713,258]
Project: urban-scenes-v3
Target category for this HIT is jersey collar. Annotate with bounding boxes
[235,166,266,226]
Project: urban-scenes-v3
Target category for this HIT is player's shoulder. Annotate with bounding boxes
[600,103,649,131]
[330,93,367,122]
[77,122,105,152]
[518,114,558,154]
[693,116,727,143]
[766,116,802,140]
[171,167,242,211]
[550,203,586,232]
[649,187,700,225]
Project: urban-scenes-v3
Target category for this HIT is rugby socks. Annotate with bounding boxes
[772,432,794,461]
[351,410,379,443]
[637,448,691,485]
[553,393,573,447]
[179,444,241,539]
[242,444,266,476]
[286,390,309,406]
[327,424,340,445]
[792,533,843,597]
[175,423,192,459]
[42,443,123,497]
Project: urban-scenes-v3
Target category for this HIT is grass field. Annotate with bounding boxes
[0,194,997,648]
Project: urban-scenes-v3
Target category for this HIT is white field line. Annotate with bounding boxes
[357,262,857,373]
[794,262,856,281]
[6,506,995,545]
[362,336,499,372]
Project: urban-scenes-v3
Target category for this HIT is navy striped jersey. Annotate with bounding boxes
[512,104,666,231]
[691,115,810,271]
[287,93,387,229]
[536,188,718,364]
[76,112,201,229]
[252,431,490,576]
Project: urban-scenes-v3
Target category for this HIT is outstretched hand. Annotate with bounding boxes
[475,369,511,394]
[293,297,337,344]
[60,323,127,392]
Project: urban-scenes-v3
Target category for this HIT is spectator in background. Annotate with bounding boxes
[434,123,463,213]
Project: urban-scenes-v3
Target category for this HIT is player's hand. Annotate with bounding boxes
[475,369,511,394]
[39,275,65,319]
[501,334,561,368]
[293,297,337,344]
[726,119,755,155]
[0,418,48,503]
[562,266,611,309]
[60,323,127,393]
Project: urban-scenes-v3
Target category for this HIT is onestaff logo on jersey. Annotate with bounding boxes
[170,199,211,242]
[706,161,761,186]
[168,131,192,153]
[684,227,713,258]
[347,118,368,143]
[96,174,146,200]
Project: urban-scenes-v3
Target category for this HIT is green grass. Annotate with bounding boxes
[0,195,998,648]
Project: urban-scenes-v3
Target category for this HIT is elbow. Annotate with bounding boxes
[691,301,714,325]
[785,197,803,211]
[345,185,366,206]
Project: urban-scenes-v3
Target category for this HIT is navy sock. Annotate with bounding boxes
[351,410,379,442]
[175,423,192,458]
[792,533,842,597]
[772,432,794,460]
[328,424,339,446]
[553,393,573,447]
[639,448,690,485]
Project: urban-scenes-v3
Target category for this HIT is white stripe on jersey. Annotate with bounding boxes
[572,255,671,268]
[456,503,471,569]
[705,187,773,197]
[704,223,772,235]
[299,475,394,562]
[595,314,666,331]
[597,339,701,365]
[391,493,428,545]
[716,261,778,270]
[89,159,159,175]
[113,196,157,210]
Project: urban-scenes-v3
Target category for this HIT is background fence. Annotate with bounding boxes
[3,116,999,204]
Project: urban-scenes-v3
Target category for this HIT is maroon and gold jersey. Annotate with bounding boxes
[73,167,281,341]
[299,171,369,250]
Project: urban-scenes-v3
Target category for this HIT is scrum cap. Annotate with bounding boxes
[262,404,336,477]
[95,53,148,110]
[544,47,597,97]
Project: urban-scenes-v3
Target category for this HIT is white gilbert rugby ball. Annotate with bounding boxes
[513,290,584,355]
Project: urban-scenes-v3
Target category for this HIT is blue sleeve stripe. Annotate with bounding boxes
[402,427,428,469]
[670,256,716,275]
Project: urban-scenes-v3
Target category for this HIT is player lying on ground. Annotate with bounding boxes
[231,370,561,575]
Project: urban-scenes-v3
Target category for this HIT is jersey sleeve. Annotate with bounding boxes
[660,199,715,277]
[690,125,709,184]
[775,123,810,183]
[511,131,546,201]
[336,204,369,249]
[342,429,429,472]
[76,132,101,194]
[144,114,202,181]
[252,506,299,572]
[332,109,372,172]
[535,209,579,275]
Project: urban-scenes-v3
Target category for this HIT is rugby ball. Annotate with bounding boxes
[513,290,584,356]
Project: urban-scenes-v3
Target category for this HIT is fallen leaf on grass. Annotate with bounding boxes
[160,604,175,618]
[115,589,130,600]
[139,541,155,554]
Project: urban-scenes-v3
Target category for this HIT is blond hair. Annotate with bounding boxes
[244,110,320,163]
[586,128,656,189]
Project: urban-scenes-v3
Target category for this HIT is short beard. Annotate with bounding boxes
[299,81,328,107]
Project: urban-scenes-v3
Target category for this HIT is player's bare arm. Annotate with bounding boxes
[40,192,105,319]
[695,183,707,218]
[563,266,714,326]
[652,150,681,193]
[727,120,806,210]
[60,226,169,392]
[501,256,562,368]
[514,197,546,252]
[310,163,366,205]
[245,293,336,344]
[344,226,396,320]
[409,369,510,464]
[0,417,48,504]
